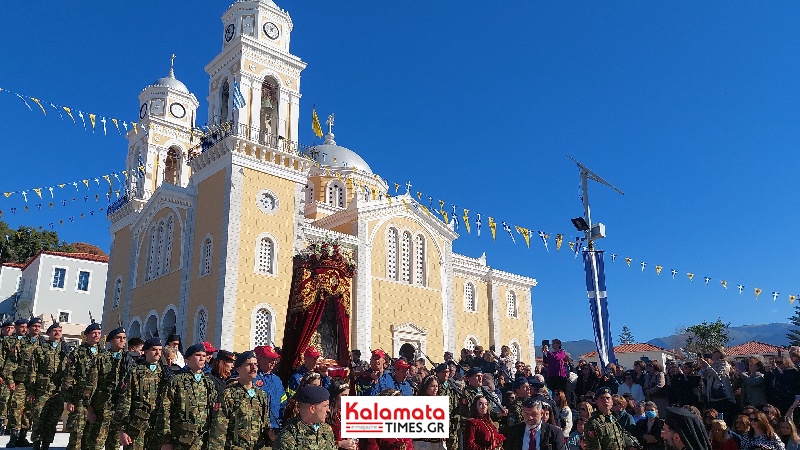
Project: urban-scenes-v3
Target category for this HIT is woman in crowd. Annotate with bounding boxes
[763,404,783,431]
[568,418,586,450]
[576,365,599,400]
[778,420,800,450]
[700,347,737,424]
[414,375,445,450]
[633,401,647,423]
[711,419,740,450]
[740,411,785,450]
[771,357,800,414]
[463,396,505,450]
[327,381,357,450]
[283,371,322,422]
[705,409,720,432]
[734,415,752,438]
[361,389,415,450]
[541,403,558,427]
[634,401,664,450]
[208,350,235,395]
[644,360,667,413]
[554,390,573,438]
[740,358,768,409]
[577,402,594,422]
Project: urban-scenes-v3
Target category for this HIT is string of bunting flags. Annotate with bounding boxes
[303,158,796,305]
[0,169,137,204]
[2,205,108,233]
[0,86,229,140]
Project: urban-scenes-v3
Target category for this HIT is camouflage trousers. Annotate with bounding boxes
[66,403,89,450]
[123,428,161,450]
[31,391,64,445]
[83,402,117,450]
[7,381,30,430]
[0,380,11,423]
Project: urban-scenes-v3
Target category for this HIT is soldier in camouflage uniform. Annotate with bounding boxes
[585,387,626,450]
[116,338,165,450]
[0,320,17,436]
[157,343,218,450]
[435,363,461,450]
[29,321,72,450]
[62,322,104,450]
[505,378,532,428]
[83,326,131,450]
[7,317,42,447]
[209,351,271,450]
[272,385,336,450]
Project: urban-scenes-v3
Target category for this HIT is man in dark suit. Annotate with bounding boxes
[502,398,566,450]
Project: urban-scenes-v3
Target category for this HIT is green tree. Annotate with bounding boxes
[0,221,73,264]
[682,318,731,355]
[787,303,800,346]
[619,325,635,344]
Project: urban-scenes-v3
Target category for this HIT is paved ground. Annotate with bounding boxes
[0,432,73,449]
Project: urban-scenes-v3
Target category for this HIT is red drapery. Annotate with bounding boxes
[278,244,355,382]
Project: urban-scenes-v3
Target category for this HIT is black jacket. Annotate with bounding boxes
[502,422,566,450]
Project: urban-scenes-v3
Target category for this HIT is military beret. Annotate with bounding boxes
[107,327,126,339]
[295,385,330,405]
[184,343,206,358]
[142,338,162,350]
[435,363,448,373]
[528,377,544,388]
[84,323,101,334]
[465,367,483,377]
[234,350,255,368]
[46,322,62,333]
[14,319,28,327]
[2,321,14,328]
[512,378,530,390]
[27,317,42,327]
[595,386,613,397]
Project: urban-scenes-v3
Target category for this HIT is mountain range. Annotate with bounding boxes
[548,322,794,358]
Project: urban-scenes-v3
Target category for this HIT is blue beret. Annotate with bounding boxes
[512,378,530,390]
[142,338,162,350]
[27,317,42,327]
[46,322,62,333]
[184,343,206,358]
[465,367,483,377]
[84,323,101,334]
[596,386,613,397]
[235,350,255,368]
[107,327,126,339]
[295,385,330,404]
[14,319,28,327]
[435,363,448,373]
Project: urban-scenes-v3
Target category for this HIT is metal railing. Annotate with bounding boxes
[188,122,311,161]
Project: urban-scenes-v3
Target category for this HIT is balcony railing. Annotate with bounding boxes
[188,122,312,161]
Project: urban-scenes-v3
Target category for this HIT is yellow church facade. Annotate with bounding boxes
[103,0,537,364]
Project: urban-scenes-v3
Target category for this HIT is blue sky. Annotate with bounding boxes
[0,1,798,344]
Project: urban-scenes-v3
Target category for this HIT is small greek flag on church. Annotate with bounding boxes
[233,82,246,110]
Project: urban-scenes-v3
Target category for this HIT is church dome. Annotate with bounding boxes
[148,65,190,94]
[308,132,372,173]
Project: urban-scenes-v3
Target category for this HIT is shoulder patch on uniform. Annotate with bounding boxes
[587,430,597,438]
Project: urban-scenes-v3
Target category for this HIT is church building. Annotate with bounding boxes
[103,0,537,364]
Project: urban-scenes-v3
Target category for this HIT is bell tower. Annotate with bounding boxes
[205,0,306,144]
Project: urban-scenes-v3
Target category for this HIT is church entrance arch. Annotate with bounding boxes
[390,322,428,360]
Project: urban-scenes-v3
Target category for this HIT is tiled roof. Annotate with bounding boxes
[726,341,786,356]
[1,262,24,269]
[22,251,109,270]
[580,343,666,358]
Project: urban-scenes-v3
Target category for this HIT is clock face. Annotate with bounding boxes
[139,103,148,119]
[261,193,274,210]
[225,23,235,42]
[150,98,165,116]
[170,102,186,119]
[263,22,279,40]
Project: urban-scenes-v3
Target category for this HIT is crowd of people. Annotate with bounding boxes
[0,319,798,450]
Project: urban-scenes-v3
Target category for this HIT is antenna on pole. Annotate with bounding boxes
[566,153,623,250]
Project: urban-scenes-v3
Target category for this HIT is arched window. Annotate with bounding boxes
[400,231,411,283]
[465,337,478,351]
[164,216,174,273]
[387,227,398,280]
[363,185,370,201]
[129,320,142,339]
[164,147,181,185]
[464,282,476,312]
[260,77,279,137]
[220,80,230,123]
[510,341,521,363]
[305,181,315,204]
[257,237,274,275]
[201,237,213,276]
[144,314,159,339]
[162,308,177,340]
[196,308,208,343]
[506,290,518,318]
[155,220,165,276]
[112,278,122,309]
[146,226,157,281]
[413,234,425,286]
[327,181,345,208]
[253,308,272,347]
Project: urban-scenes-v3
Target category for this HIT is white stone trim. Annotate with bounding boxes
[464,334,480,351]
[526,289,536,364]
[253,231,279,277]
[509,339,522,364]
[249,302,278,349]
[255,188,280,215]
[216,164,244,350]
[389,322,428,359]
[442,239,455,353]
[354,218,373,353]
[489,281,501,347]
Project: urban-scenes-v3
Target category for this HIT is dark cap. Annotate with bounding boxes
[107,327,126,339]
[46,322,62,333]
[664,406,711,450]
[2,321,14,328]
[184,343,206,358]
[295,385,330,405]
[512,378,530,390]
[84,322,101,334]
[434,363,448,373]
[216,350,236,363]
[142,338,162,350]
[595,386,613,397]
[27,317,42,327]
[528,377,544,389]
[465,367,483,377]
[234,350,255,368]
[167,334,181,343]
[393,358,411,370]
[14,319,28,327]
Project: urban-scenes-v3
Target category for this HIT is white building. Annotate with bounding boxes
[1,251,108,325]
[580,343,676,370]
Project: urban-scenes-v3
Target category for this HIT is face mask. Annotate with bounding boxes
[645,411,657,419]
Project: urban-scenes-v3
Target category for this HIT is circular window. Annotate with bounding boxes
[256,189,279,215]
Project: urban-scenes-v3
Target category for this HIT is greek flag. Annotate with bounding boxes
[583,250,617,368]
[233,82,246,110]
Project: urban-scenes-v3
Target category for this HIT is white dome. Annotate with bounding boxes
[308,133,372,173]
